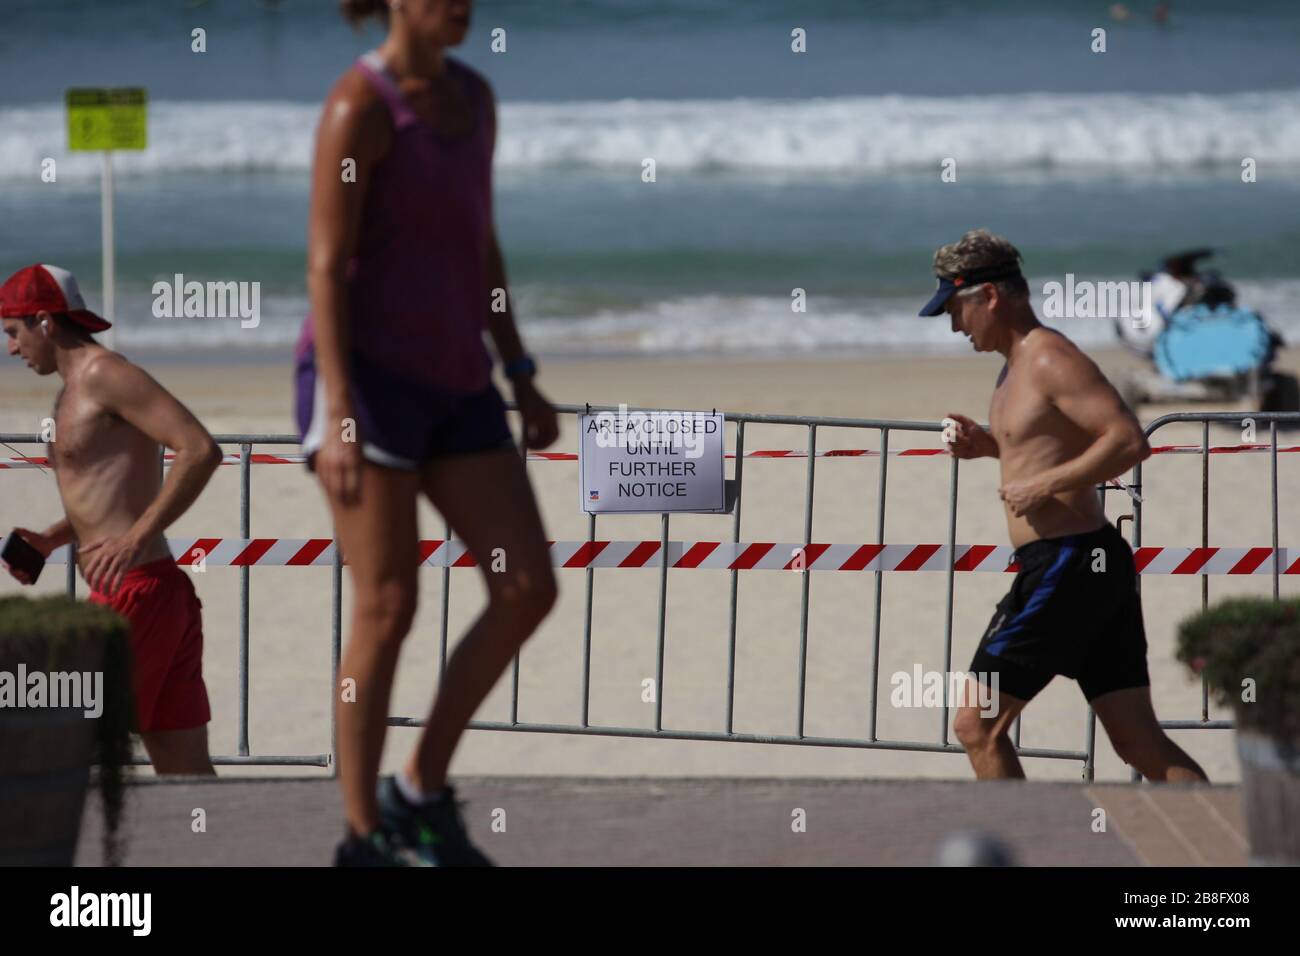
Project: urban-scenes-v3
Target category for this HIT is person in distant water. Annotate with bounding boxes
[0,264,221,775]
[298,0,559,865]
[921,230,1207,783]
[1153,3,1171,25]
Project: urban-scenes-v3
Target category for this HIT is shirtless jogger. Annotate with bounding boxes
[923,230,1207,783]
[1,264,221,775]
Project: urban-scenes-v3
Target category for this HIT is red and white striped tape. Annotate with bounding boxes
[3,443,1298,470]
[0,453,306,469]
[42,539,1299,574]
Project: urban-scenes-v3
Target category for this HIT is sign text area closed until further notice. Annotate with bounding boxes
[578,410,725,514]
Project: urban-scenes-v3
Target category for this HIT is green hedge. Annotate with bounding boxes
[1177,597,1300,742]
[0,595,134,865]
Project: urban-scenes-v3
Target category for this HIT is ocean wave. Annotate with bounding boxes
[105,280,1300,357]
[5,90,1300,183]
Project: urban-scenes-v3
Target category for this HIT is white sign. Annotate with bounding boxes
[579,407,725,514]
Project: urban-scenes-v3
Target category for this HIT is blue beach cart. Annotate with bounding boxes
[1114,249,1297,413]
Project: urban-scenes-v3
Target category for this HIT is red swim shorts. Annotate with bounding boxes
[89,557,211,733]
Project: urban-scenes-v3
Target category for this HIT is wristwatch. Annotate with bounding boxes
[504,355,537,380]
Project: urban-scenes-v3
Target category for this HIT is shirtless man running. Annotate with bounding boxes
[1,264,222,774]
[922,230,1207,783]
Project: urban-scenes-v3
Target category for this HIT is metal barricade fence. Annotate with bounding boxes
[389,407,1090,775]
[0,431,332,769]
[1127,411,1300,782]
[7,404,1285,779]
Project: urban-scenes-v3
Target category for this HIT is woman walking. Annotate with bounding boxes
[296,0,559,865]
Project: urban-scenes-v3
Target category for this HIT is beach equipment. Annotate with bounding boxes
[1117,250,1297,412]
[1153,304,1275,382]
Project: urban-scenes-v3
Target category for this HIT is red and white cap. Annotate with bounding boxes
[0,264,111,332]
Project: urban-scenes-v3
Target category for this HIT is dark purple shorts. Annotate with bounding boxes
[295,345,515,471]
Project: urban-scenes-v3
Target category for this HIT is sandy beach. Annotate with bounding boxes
[3,344,1295,785]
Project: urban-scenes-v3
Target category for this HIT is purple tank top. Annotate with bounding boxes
[296,52,495,393]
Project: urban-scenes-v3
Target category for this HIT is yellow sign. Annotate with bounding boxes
[66,88,148,151]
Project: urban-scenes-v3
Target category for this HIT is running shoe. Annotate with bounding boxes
[377,776,495,867]
[333,827,432,867]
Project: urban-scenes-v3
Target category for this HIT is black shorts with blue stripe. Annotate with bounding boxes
[969,522,1150,703]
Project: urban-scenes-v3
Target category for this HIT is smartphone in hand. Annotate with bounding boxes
[1,531,46,585]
